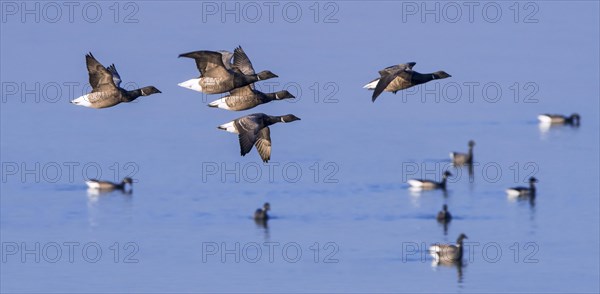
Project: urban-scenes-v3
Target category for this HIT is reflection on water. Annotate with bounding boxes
[254,218,270,240]
[86,189,133,228]
[431,260,465,285]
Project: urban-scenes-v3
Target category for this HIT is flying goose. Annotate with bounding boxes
[364,62,451,102]
[85,177,133,191]
[506,177,538,197]
[436,204,452,222]
[208,47,295,110]
[254,202,271,220]
[362,62,416,89]
[429,233,468,264]
[178,46,278,94]
[218,113,301,162]
[450,140,475,165]
[408,171,452,190]
[71,53,161,108]
[538,113,580,126]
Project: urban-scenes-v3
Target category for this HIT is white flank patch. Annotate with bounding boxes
[178,78,202,92]
[218,121,238,134]
[408,179,424,188]
[449,152,455,160]
[209,97,231,110]
[71,94,92,108]
[506,189,521,197]
[85,180,100,189]
[429,245,441,262]
[363,79,379,89]
[537,115,552,124]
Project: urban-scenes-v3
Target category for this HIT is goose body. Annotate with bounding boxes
[178,46,278,94]
[506,177,538,198]
[450,140,475,165]
[218,113,300,162]
[537,113,580,125]
[254,202,271,220]
[429,233,468,264]
[71,53,161,109]
[209,88,295,111]
[364,62,451,102]
[408,171,452,190]
[85,177,133,191]
[436,204,452,222]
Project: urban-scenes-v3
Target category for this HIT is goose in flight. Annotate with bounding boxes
[218,113,300,162]
[364,62,451,102]
[71,53,161,108]
[178,46,278,94]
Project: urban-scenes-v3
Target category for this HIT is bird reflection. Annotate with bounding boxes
[436,204,452,235]
[431,259,465,284]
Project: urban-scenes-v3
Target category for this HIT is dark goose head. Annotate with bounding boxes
[433,71,452,79]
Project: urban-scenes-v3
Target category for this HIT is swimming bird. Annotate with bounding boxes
[450,140,475,165]
[506,177,538,197]
[537,113,580,126]
[178,46,278,94]
[71,53,161,108]
[408,171,452,190]
[85,177,133,191]
[218,113,300,162]
[208,47,295,110]
[254,202,271,220]
[363,62,451,102]
[429,233,468,264]
[436,204,452,222]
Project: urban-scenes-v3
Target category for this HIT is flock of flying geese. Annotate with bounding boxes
[70,47,581,266]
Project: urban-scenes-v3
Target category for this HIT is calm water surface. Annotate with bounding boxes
[1,2,599,293]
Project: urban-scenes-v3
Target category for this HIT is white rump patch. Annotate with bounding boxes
[85,180,100,189]
[208,97,231,110]
[178,78,202,92]
[218,121,238,134]
[537,115,552,124]
[506,189,521,197]
[71,94,92,108]
[408,179,424,188]
[363,79,379,89]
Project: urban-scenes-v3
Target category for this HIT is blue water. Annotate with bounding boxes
[1,1,599,292]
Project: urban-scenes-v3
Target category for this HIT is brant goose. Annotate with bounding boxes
[429,233,468,264]
[178,46,278,94]
[254,202,271,220]
[436,204,452,222]
[506,177,538,197]
[362,62,416,89]
[408,171,452,190]
[208,47,295,110]
[364,62,451,102]
[218,113,300,162]
[450,140,475,165]
[538,113,580,126]
[71,53,161,108]
[85,177,133,191]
